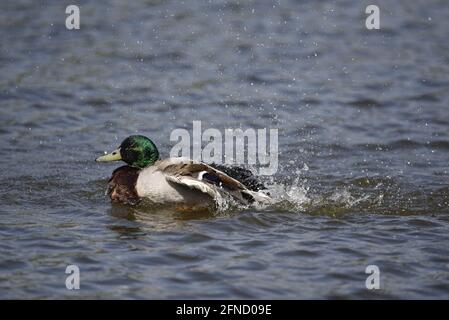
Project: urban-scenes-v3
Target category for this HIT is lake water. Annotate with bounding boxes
[1,0,449,299]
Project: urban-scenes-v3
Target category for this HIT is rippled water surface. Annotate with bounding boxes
[1,0,449,299]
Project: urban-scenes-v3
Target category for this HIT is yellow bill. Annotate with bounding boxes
[95,148,122,162]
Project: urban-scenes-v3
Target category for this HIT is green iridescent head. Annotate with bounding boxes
[96,135,160,169]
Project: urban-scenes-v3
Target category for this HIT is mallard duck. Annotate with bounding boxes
[96,135,271,209]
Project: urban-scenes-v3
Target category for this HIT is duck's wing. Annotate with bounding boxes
[208,163,267,192]
[159,158,256,203]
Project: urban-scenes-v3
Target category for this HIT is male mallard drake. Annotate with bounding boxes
[96,135,271,208]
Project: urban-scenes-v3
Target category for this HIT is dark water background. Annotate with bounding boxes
[1,0,449,299]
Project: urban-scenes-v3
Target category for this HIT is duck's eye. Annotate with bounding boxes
[112,152,117,155]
